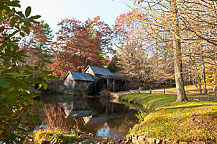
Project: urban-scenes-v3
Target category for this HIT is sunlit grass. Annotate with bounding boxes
[120,94,177,112]
[119,93,217,143]
[116,85,215,95]
[120,93,217,112]
[129,102,217,143]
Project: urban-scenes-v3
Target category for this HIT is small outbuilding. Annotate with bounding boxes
[64,71,94,91]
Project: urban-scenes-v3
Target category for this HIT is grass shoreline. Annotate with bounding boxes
[116,87,217,143]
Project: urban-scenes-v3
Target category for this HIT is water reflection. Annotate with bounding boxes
[40,95,138,138]
[97,123,110,137]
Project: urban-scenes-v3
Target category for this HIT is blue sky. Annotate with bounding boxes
[20,0,131,33]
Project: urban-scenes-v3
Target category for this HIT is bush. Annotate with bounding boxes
[0,1,55,143]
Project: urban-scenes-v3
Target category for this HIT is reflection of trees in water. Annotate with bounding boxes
[43,103,83,130]
[107,115,137,133]
[96,115,138,138]
[41,98,138,137]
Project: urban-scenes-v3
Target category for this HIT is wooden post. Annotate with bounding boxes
[164,87,166,94]
[107,79,110,90]
[113,79,115,92]
[125,81,128,90]
[111,103,114,114]
[150,89,152,94]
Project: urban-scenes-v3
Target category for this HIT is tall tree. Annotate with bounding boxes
[52,17,113,77]
[170,0,187,101]
[181,0,217,93]
[125,0,189,101]
[116,24,151,81]
[20,21,54,67]
[114,8,175,88]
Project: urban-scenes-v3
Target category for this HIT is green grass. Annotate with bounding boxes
[119,93,217,143]
[120,94,177,112]
[120,101,145,111]
[33,128,78,144]
[120,93,217,112]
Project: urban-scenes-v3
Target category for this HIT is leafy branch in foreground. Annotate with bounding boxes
[0,0,56,143]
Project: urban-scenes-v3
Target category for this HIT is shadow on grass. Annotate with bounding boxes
[160,105,205,110]
[155,103,217,114]
[191,112,217,117]
[120,101,145,111]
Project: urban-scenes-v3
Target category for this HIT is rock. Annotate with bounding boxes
[145,138,156,144]
[132,135,139,144]
[132,136,162,144]
[155,139,161,144]
[138,136,146,143]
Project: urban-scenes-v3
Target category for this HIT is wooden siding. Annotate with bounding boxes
[85,67,95,76]
[64,73,93,91]
[64,73,75,89]
[74,81,90,90]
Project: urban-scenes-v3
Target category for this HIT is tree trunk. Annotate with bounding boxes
[202,57,207,95]
[171,0,188,101]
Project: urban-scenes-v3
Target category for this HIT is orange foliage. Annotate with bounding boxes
[52,17,113,77]
[113,9,146,43]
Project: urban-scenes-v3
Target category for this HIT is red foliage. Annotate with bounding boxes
[52,17,113,77]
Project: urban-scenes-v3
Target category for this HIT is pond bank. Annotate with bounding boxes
[32,128,128,144]
[116,92,217,143]
[34,94,139,143]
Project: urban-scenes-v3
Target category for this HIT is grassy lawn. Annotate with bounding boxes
[116,85,215,95]
[118,90,217,143]
[120,94,177,112]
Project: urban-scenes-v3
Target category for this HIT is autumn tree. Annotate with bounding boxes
[114,9,174,89]
[128,0,217,97]
[20,21,54,68]
[116,24,151,80]
[114,9,150,77]
[122,0,189,101]
[180,0,217,94]
[52,17,113,77]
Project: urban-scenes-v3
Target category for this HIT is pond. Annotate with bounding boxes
[38,94,139,138]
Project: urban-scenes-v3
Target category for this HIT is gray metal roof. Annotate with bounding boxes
[112,73,125,78]
[87,65,113,76]
[70,71,94,81]
[83,116,109,125]
[66,110,92,118]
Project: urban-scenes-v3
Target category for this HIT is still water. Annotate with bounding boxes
[39,95,139,138]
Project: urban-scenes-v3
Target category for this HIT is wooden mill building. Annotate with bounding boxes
[64,71,95,91]
[64,65,130,94]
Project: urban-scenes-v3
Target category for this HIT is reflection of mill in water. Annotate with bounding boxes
[62,98,128,125]
[43,97,138,138]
